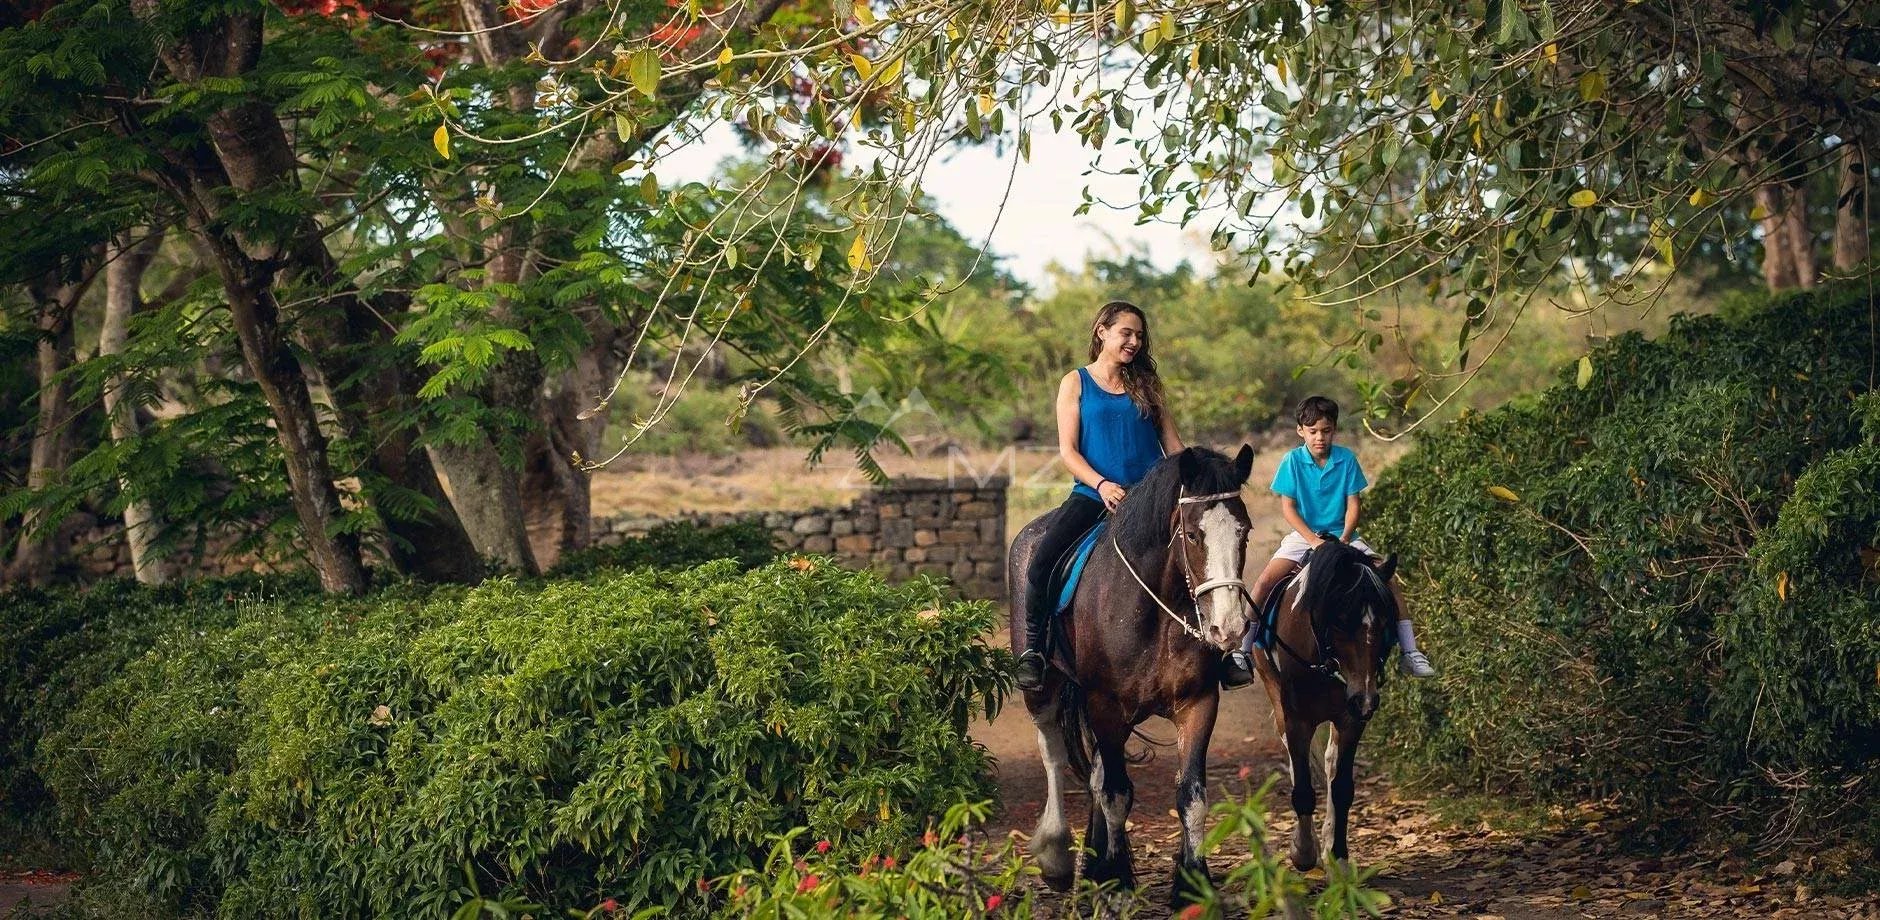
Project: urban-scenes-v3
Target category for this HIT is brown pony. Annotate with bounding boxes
[1007,446,1256,906]
[1252,538,1398,870]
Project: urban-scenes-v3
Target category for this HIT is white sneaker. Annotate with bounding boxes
[1399,650,1435,678]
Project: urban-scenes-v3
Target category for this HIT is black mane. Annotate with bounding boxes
[1111,447,1246,557]
[1297,539,1396,630]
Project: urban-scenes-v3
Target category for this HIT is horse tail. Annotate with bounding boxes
[1056,679,1093,786]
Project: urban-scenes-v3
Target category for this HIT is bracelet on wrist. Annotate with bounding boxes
[1096,478,1110,492]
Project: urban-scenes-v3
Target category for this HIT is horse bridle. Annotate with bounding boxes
[1111,488,1252,642]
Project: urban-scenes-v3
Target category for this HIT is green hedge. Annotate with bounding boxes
[1366,286,1879,848]
[549,519,779,579]
[0,573,324,853]
[36,558,1004,918]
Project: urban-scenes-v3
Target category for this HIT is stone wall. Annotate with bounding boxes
[45,478,1011,599]
[595,476,1010,600]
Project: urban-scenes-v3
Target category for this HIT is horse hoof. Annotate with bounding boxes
[1032,834,1075,891]
[1289,844,1318,872]
[1170,869,1209,912]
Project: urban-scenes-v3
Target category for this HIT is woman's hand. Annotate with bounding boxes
[1098,480,1127,511]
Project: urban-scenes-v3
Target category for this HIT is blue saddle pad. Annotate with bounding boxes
[1252,571,1296,650]
[1054,521,1109,615]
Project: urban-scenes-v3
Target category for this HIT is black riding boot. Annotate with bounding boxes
[1222,616,1260,689]
[1221,649,1256,689]
[1015,603,1050,691]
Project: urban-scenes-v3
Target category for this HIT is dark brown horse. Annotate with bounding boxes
[1008,445,1256,906]
[1251,538,1398,870]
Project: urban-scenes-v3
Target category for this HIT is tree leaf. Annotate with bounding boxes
[1569,188,1598,208]
[639,173,659,206]
[718,46,733,66]
[1576,354,1593,389]
[1577,69,1606,102]
[847,234,871,273]
[433,123,451,160]
[1776,570,1789,602]
[850,53,874,81]
[1487,485,1520,503]
[629,48,661,99]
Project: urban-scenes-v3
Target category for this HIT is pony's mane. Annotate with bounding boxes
[1296,540,1395,629]
[1111,447,1244,557]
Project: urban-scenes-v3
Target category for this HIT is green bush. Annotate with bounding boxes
[1365,286,1878,847]
[40,557,1006,918]
[0,573,322,854]
[549,519,778,579]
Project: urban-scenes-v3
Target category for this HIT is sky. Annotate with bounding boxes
[655,116,1232,289]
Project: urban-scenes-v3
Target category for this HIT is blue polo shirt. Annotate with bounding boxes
[1271,445,1368,535]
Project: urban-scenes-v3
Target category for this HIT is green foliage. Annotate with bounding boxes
[0,573,323,853]
[549,519,779,579]
[1365,285,1879,848]
[34,556,1006,917]
[709,779,1384,919]
[1711,393,1880,839]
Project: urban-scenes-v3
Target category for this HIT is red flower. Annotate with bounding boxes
[985,893,1004,911]
[1178,905,1206,920]
[882,856,897,869]
[1236,764,1253,780]
[815,839,831,853]
[600,898,619,914]
[796,875,820,893]
[696,877,710,892]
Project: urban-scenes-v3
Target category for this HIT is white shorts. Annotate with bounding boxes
[1272,532,1374,566]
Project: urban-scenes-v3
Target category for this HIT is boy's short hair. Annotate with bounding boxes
[1295,395,1340,427]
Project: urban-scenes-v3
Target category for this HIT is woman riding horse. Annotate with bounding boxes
[1009,299,1257,905]
[1013,300,1183,693]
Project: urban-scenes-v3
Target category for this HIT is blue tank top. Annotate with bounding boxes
[1070,366,1164,502]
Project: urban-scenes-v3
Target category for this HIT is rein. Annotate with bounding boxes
[1110,488,1248,643]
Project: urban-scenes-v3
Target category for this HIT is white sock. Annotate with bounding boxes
[1396,619,1419,654]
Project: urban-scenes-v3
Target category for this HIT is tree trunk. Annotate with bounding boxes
[1835,142,1870,272]
[200,232,369,594]
[132,1,483,583]
[427,439,539,572]
[102,230,171,585]
[1782,182,1817,288]
[6,262,98,587]
[1754,181,1799,290]
[521,344,616,563]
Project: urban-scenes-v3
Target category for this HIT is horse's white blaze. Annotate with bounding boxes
[1292,560,1314,611]
[1198,504,1249,638]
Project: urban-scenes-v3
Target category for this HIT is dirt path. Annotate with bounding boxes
[971,675,1878,919]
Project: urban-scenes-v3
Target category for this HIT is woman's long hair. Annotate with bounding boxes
[1088,300,1167,423]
